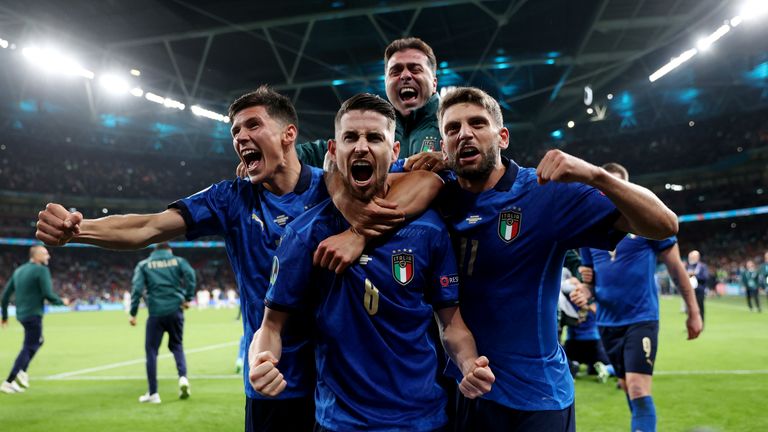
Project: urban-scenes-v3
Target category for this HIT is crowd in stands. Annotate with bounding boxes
[563,107,768,177]
[0,246,236,305]
[0,135,236,200]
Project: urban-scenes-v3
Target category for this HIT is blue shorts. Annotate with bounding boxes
[456,395,575,432]
[599,320,659,378]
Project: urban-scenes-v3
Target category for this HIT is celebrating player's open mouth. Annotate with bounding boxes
[457,144,481,166]
[240,147,263,175]
[349,158,374,187]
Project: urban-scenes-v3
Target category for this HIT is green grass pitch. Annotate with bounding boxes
[1,296,766,431]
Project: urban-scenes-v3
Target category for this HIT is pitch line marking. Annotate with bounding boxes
[44,341,238,379]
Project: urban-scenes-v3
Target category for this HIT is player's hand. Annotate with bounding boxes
[404,151,446,172]
[129,316,137,326]
[685,310,703,340]
[536,150,600,186]
[1,319,7,329]
[459,356,495,399]
[578,266,594,284]
[236,162,247,178]
[249,351,287,397]
[569,284,592,308]
[36,203,83,246]
[181,301,190,310]
[335,196,405,238]
[313,229,366,274]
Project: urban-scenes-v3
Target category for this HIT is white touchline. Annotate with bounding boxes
[41,374,242,381]
[654,370,768,376]
[44,341,238,379]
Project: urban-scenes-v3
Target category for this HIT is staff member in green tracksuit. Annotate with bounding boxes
[237,37,444,173]
[130,242,196,404]
[1,246,65,394]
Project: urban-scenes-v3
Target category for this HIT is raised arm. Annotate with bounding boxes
[314,170,444,274]
[659,243,703,339]
[249,307,289,397]
[36,203,186,250]
[536,150,677,240]
[435,306,495,399]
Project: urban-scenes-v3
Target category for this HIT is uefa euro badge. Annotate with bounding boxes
[498,210,522,243]
[392,250,414,285]
[269,256,279,286]
[420,136,437,152]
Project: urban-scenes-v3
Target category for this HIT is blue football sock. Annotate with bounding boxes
[629,396,656,432]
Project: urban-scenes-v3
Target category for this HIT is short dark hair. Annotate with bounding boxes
[154,242,171,250]
[334,93,396,132]
[228,85,298,127]
[602,162,629,181]
[438,87,504,129]
[384,37,437,73]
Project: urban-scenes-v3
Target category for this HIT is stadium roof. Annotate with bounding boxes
[0,0,766,147]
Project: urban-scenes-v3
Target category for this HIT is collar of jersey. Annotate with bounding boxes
[397,93,439,131]
[150,249,173,258]
[253,161,313,195]
[494,156,520,192]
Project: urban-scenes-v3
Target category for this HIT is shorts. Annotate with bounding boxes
[599,320,659,378]
[456,395,575,432]
[245,396,315,432]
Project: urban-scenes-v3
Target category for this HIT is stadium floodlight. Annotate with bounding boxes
[21,46,94,79]
[163,98,185,110]
[606,93,614,100]
[0,38,8,49]
[130,69,141,76]
[191,105,229,123]
[649,48,698,82]
[98,74,129,94]
[145,92,165,104]
[730,15,743,27]
[740,1,768,20]
[586,107,594,114]
[130,87,144,97]
[567,121,575,128]
[697,24,731,51]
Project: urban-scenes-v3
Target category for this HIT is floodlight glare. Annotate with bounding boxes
[145,92,165,104]
[99,74,129,94]
[567,121,575,128]
[730,15,743,27]
[586,107,594,114]
[130,87,144,97]
[696,24,731,51]
[649,48,698,82]
[21,46,94,79]
[130,69,141,76]
[191,105,229,123]
[607,93,614,100]
[0,38,8,49]
[740,1,768,20]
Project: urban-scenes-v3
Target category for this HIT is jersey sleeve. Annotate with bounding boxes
[579,247,594,267]
[650,236,677,253]
[553,182,625,251]
[1,275,14,321]
[295,139,327,169]
[168,181,234,240]
[179,258,197,301]
[130,262,145,317]
[40,266,64,306]
[264,226,314,312]
[426,226,460,309]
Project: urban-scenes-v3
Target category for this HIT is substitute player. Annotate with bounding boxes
[571,162,702,432]
[250,93,494,431]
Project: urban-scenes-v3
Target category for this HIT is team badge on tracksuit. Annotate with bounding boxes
[498,210,522,243]
[420,136,438,152]
[392,251,414,285]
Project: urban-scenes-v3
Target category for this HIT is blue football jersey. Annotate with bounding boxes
[437,157,624,411]
[169,163,327,400]
[266,199,459,432]
[580,235,676,327]
[566,304,600,341]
